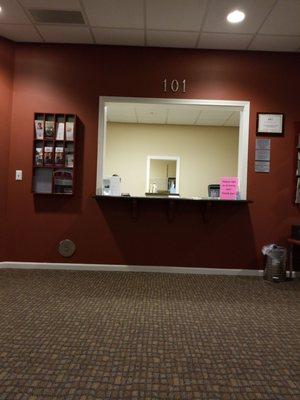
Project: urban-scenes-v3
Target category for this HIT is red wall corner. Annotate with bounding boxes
[0,36,15,261]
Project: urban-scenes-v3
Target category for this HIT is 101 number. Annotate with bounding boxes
[163,78,186,93]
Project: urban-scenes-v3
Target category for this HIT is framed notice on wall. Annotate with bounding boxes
[256,113,284,136]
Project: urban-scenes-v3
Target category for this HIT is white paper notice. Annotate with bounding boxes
[255,161,270,173]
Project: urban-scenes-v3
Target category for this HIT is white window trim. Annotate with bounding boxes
[97,96,250,199]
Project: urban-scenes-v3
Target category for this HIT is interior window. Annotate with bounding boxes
[97,98,249,199]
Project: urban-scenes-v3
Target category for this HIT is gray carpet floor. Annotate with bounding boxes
[0,269,299,399]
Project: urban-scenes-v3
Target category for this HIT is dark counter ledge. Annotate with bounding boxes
[94,195,252,202]
[94,195,252,222]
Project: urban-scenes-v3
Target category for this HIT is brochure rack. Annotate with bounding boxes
[32,113,77,195]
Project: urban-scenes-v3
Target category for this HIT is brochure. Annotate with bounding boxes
[56,122,65,140]
[66,122,74,141]
[35,120,44,139]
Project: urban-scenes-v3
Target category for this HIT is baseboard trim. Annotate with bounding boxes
[1,261,298,277]
[0,261,266,276]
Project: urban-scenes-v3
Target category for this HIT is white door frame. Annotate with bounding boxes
[146,155,181,194]
[97,96,250,199]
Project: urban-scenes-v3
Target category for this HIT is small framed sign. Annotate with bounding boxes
[256,113,284,136]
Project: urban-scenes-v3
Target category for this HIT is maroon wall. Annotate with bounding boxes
[3,43,300,268]
[0,37,14,260]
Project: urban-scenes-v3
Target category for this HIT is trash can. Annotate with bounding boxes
[263,246,287,282]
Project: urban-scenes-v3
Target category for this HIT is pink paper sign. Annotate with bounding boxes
[220,177,238,200]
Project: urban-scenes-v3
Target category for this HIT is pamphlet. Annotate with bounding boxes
[56,122,65,140]
[65,154,74,167]
[35,145,43,166]
[35,120,44,139]
[296,178,300,203]
[65,143,74,167]
[54,146,64,165]
[66,122,74,141]
[45,121,55,139]
[44,146,53,165]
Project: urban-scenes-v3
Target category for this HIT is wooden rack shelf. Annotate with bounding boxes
[32,113,77,196]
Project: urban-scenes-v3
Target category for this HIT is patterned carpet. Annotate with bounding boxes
[0,270,299,400]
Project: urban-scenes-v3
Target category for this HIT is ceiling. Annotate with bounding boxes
[106,103,240,126]
[0,0,299,52]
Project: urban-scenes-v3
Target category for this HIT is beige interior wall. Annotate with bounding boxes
[105,122,239,197]
[149,160,177,192]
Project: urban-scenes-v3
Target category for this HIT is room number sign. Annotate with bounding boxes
[163,78,186,93]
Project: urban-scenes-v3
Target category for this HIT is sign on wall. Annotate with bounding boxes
[256,113,284,136]
[163,78,186,93]
[255,138,271,173]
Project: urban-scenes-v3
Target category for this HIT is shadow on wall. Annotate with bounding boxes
[95,199,258,269]
[33,118,85,214]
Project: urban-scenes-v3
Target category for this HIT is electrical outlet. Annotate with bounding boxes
[16,170,23,181]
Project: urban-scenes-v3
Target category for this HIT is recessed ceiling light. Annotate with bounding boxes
[227,9,245,24]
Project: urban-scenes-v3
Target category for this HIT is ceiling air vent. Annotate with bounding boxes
[29,9,85,24]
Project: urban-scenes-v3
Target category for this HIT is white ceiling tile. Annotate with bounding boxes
[107,103,137,123]
[82,0,144,28]
[203,0,276,34]
[197,105,240,112]
[19,0,81,10]
[135,103,169,113]
[249,35,300,52]
[0,24,41,42]
[136,104,168,124]
[108,115,137,123]
[137,114,167,124]
[147,30,198,48]
[146,0,208,32]
[224,112,240,126]
[37,25,93,43]
[196,110,233,125]
[198,33,252,50]
[167,107,200,125]
[93,28,144,46]
[0,0,31,24]
[106,103,242,126]
[259,0,300,35]
[196,119,222,126]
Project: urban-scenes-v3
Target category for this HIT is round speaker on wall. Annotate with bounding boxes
[58,239,76,257]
